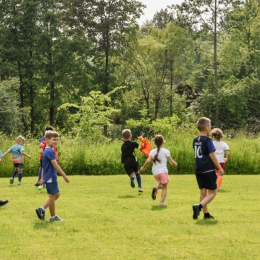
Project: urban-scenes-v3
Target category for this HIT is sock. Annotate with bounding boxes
[41,206,46,211]
[11,170,18,178]
[18,172,22,182]
[136,173,142,187]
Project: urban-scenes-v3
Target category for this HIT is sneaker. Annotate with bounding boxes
[151,187,158,200]
[35,182,40,187]
[192,204,201,219]
[10,178,14,184]
[0,200,9,207]
[204,213,214,219]
[130,177,135,188]
[138,187,143,192]
[18,181,21,185]
[36,207,45,220]
[159,202,166,206]
[50,215,63,222]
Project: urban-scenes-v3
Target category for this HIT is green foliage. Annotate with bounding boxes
[0,78,21,134]
[59,90,121,142]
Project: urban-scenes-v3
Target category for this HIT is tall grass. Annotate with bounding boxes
[0,132,260,177]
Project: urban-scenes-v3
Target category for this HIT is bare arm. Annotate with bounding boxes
[51,160,69,182]
[225,150,230,163]
[21,151,31,159]
[1,151,11,158]
[140,156,153,172]
[209,152,224,175]
[167,156,178,167]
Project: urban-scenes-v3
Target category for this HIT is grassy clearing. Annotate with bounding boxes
[0,175,260,260]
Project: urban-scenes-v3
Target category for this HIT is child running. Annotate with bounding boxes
[36,131,69,221]
[121,129,143,192]
[192,117,224,220]
[2,135,31,185]
[211,128,230,190]
[140,135,177,206]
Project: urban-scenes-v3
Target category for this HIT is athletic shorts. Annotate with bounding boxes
[195,170,217,190]
[154,173,170,185]
[123,159,139,176]
[13,163,24,168]
[46,182,60,195]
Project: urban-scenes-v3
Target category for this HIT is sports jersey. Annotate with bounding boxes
[39,140,58,161]
[213,140,230,163]
[121,140,139,163]
[8,145,24,163]
[193,136,215,173]
[42,147,57,183]
[149,148,171,176]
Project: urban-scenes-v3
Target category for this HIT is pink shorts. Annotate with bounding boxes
[154,173,170,185]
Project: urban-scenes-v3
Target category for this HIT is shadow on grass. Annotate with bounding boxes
[151,205,167,211]
[118,195,136,199]
[217,189,229,193]
[195,219,218,225]
[33,221,52,229]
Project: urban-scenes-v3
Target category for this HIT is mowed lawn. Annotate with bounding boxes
[0,175,259,260]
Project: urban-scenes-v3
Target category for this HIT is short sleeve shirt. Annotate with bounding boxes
[193,136,215,173]
[8,145,24,163]
[42,147,57,183]
[149,148,171,176]
[121,140,139,163]
[213,140,230,163]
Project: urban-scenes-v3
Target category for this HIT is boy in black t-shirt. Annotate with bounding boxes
[121,129,143,192]
[192,117,224,220]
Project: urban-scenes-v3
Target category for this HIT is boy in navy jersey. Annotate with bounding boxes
[192,117,224,220]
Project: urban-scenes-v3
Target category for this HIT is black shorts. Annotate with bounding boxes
[123,159,139,176]
[195,170,217,190]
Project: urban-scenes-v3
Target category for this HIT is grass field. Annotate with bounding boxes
[0,175,259,260]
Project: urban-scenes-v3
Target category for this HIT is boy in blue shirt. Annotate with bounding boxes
[2,135,31,185]
[192,117,224,220]
[36,131,69,221]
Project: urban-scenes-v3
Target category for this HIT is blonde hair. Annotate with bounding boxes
[196,117,211,131]
[17,135,25,142]
[45,130,59,139]
[211,128,223,141]
[122,129,131,140]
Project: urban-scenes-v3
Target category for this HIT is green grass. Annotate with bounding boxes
[0,175,260,260]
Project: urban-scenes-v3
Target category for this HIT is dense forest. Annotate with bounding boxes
[1,0,260,140]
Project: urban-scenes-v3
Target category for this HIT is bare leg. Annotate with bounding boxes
[160,183,168,202]
[200,189,216,213]
[43,193,60,216]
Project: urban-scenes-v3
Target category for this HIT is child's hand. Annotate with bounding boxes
[0,158,2,162]
[39,179,44,185]
[219,168,224,175]
[28,155,31,159]
[63,175,69,183]
[140,166,145,172]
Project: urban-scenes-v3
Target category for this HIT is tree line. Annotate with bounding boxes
[1,0,260,139]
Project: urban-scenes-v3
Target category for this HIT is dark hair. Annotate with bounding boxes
[153,135,165,164]
[45,130,59,139]
[44,125,54,131]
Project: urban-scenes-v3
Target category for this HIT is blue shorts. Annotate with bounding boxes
[13,163,24,168]
[46,182,60,195]
[195,170,217,190]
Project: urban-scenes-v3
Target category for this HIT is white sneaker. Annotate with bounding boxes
[138,187,143,192]
[18,181,21,185]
